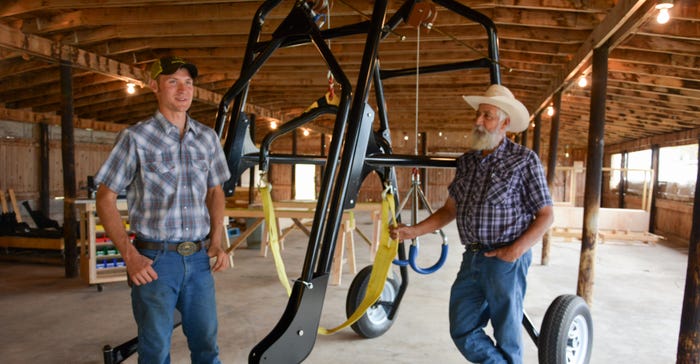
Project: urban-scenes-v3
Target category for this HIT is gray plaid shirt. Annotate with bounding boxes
[448,138,552,248]
[95,111,231,241]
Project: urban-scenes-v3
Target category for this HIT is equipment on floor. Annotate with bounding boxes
[213,1,593,363]
[22,201,61,231]
[102,312,182,364]
[96,1,593,364]
[0,189,31,235]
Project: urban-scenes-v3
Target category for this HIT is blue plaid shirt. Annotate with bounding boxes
[448,138,552,248]
[95,111,231,241]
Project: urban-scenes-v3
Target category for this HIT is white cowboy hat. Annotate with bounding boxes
[462,84,530,133]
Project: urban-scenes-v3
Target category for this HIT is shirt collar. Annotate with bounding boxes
[153,111,200,137]
[490,137,511,159]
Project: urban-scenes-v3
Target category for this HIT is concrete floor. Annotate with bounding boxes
[0,211,689,363]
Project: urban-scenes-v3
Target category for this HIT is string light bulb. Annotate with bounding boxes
[303,129,310,137]
[546,105,555,117]
[270,121,277,129]
[577,75,588,88]
[656,0,673,24]
[126,82,136,94]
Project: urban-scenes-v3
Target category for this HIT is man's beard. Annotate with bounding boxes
[467,125,504,151]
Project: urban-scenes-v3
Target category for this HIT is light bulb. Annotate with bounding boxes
[126,82,136,94]
[547,106,555,117]
[657,8,670,24]
[577,76,588,88]
[270,121,277,129]
[656,1,673,24]
[303,129,310,137]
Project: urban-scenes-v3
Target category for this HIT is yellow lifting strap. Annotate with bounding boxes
[318,189,398,335]
[260,181,293,296]
[304,90,341,113]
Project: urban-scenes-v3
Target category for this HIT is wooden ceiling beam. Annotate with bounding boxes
[532,0,653,115]
[0,22,281,121]
[0,105,127,131]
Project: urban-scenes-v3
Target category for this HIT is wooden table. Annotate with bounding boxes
[224,201,381,285]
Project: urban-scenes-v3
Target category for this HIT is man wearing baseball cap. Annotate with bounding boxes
[391,84,553,363]
[95,56,230,363]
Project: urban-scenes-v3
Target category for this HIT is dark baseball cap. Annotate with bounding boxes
[150,56,198,80]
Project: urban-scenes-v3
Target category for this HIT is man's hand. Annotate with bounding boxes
[124,250,158,286]
[208,245,230,272]
[484,244,522,263]
[389,224,416,241]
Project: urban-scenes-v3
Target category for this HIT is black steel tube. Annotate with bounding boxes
[522,312,539,346]
[433,0,501,84]
[253,21,371,52]
[259,104,338,172]
[297,6,355,282]
[380,58,493,80]
[214,0,282,136]
[316,0,389,275]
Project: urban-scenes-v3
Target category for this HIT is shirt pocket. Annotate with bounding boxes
[486,171,514,206]
[189,155,210,191]
[143,159,178,196]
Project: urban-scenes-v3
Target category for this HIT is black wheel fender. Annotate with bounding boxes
[538,294,593,364]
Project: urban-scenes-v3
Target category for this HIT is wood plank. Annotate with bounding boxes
[0,236,64,250]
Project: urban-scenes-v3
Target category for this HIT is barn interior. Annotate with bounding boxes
[0,1,698,363]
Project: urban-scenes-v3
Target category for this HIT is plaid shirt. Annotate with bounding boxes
[95,111,231,241]
[448,138,552,249]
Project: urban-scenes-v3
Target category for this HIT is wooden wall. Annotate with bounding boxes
[0,131,113,201]
[1,117,694,244]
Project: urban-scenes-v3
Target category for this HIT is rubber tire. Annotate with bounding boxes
[346,265,400,338]
[538,294,593,364]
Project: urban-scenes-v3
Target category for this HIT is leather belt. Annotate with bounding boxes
[467,241,512,253]
[134,238,205,256]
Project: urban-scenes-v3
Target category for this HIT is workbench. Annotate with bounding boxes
[224,201,381,285]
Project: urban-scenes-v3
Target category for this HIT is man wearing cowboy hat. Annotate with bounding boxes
[390,84,553,363]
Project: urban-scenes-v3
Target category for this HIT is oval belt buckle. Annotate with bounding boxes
[177,241,197,256]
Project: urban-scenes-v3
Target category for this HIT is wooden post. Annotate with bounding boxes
[60,60,78,278]
[291,129,297,200]
[649,145,660,233]
[541,92,561,266]
[521,128,528,148]
[618,151,627,208]
[676,140,700,362]
[39,123,50,214]
[532,112,541,157]
[578,45,608,305]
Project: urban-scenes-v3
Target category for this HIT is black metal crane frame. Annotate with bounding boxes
[212,1,502,363]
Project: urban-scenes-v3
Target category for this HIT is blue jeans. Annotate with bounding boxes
[132,246,221,364]
[449,248,532,364]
